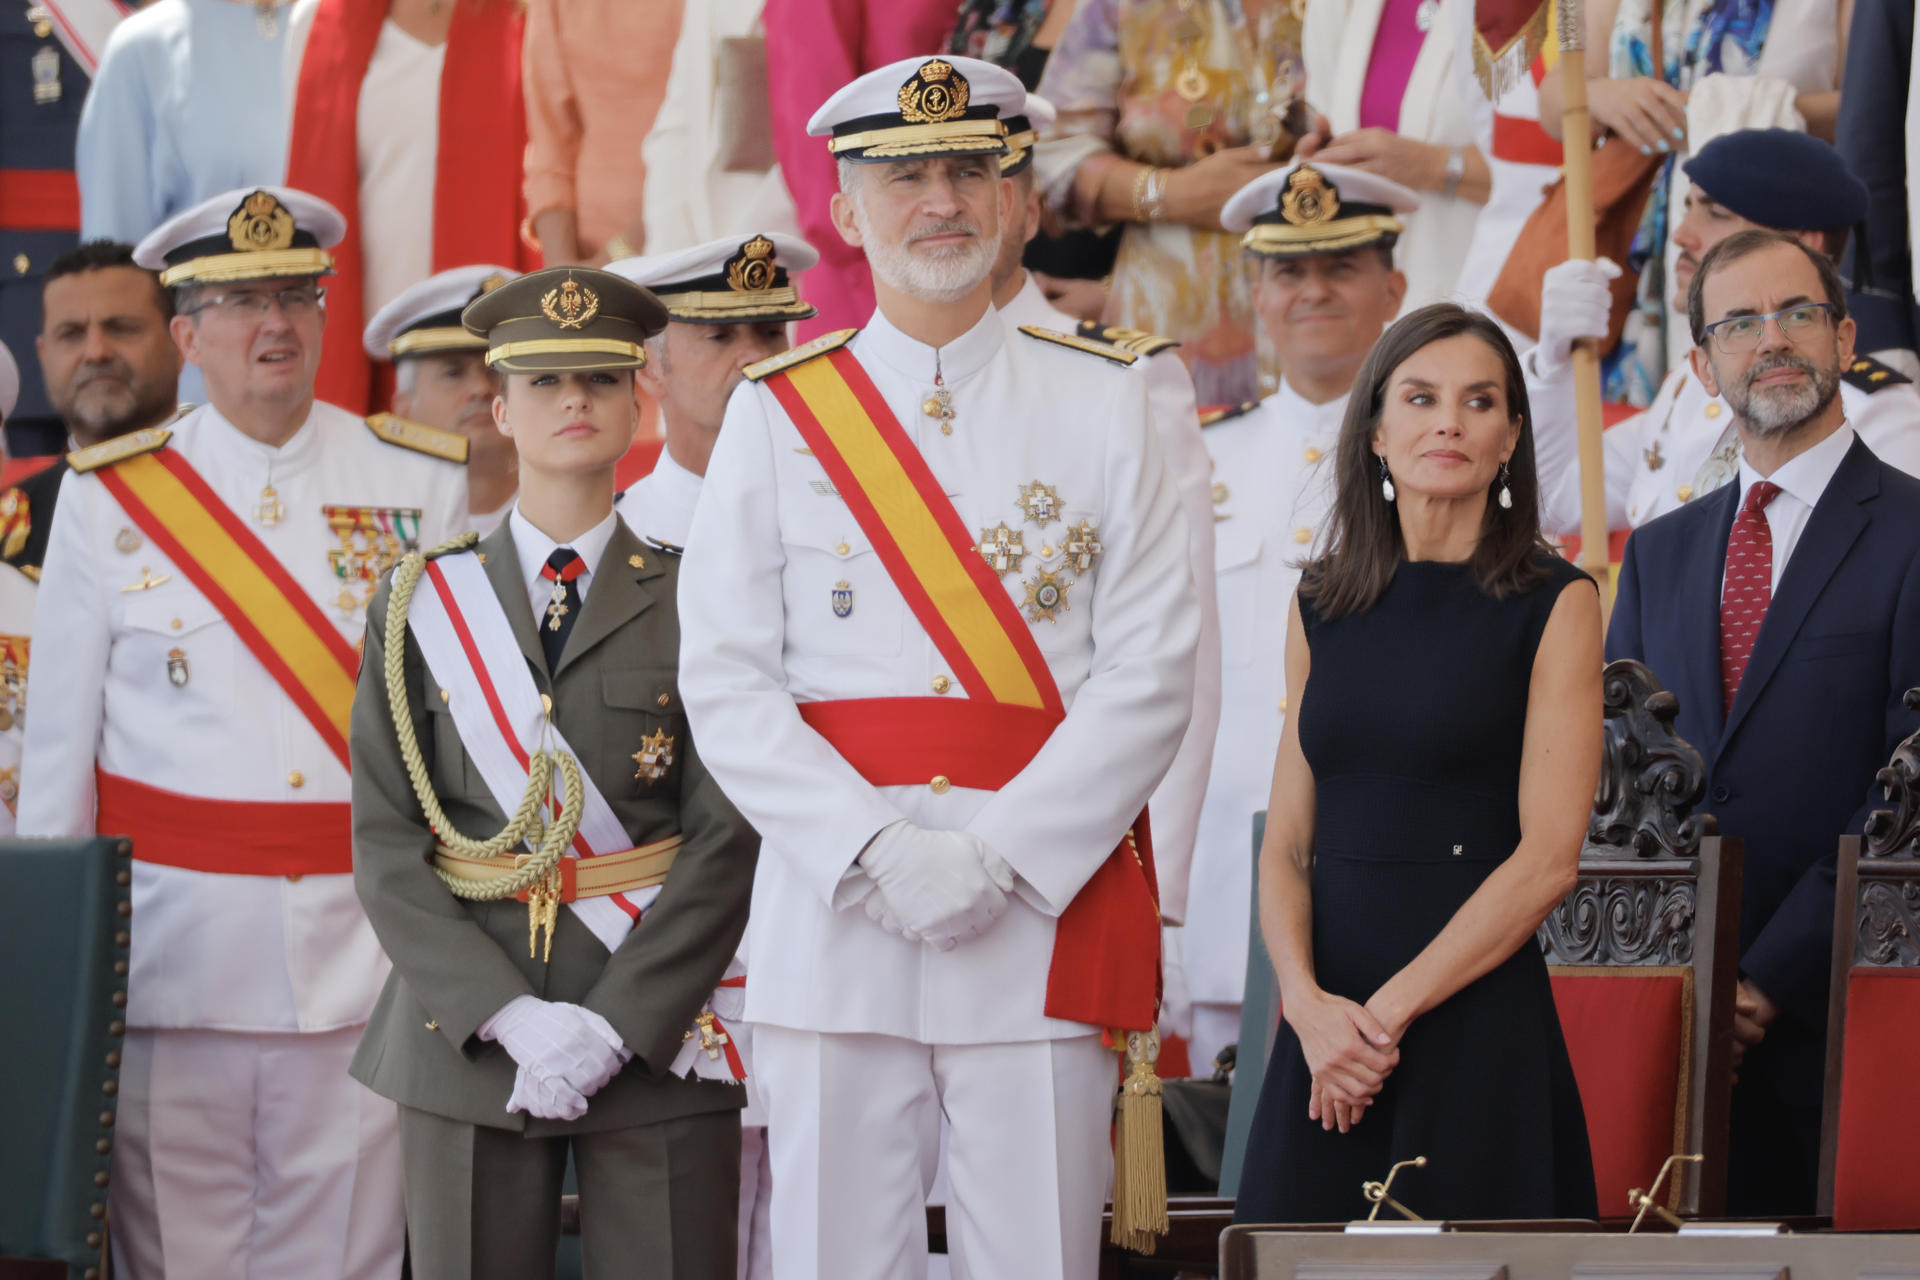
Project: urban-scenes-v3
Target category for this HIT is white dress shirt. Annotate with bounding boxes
[679,305,1199,1045]
[1724,422,1856,598]
[508,505,619,621]
[615,448,705,547]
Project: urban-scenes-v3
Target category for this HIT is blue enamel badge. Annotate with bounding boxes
[832,580,854,618]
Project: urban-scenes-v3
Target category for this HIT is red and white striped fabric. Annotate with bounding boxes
[41,0,132,74]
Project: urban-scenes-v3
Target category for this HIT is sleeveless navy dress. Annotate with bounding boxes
[1232,555,1599,1224]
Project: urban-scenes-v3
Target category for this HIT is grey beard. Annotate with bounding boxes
[855,205,997,303]
[1727,352,1841,438]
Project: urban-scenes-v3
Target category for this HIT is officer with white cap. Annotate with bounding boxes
[677,55,1199,1279]
[1176,162,1418,1073]
[609,231,818,547]
[992,96,1219,960]
[1528,128,1920,535]
[364,264,523,533]
[17,186,468,1279]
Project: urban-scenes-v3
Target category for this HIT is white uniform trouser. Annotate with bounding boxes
[1188,1002,1243,1080]
[111,1026,403,1280]
[739,1124,773,1280]
[754,1027,1113,1280]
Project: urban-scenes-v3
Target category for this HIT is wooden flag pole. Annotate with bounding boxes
[1554,1,1614,616]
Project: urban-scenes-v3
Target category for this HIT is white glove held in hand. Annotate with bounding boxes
[1536,257,1622,371]
[480,996,633,1117]
[858,818,1016,950]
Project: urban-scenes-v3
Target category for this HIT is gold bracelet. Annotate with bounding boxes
[1131,166,1169,223]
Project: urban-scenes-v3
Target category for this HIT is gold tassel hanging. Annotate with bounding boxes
[1110,1028,1169,1253]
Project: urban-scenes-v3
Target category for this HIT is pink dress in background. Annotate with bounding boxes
[1358,0,1430,132]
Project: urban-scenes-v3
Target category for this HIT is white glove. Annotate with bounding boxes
[504,1061,590,1122]
[1159,925,1194,1040]
[480,995,633,1102]
[858,819,1016,950]
[1535,257,1622,373]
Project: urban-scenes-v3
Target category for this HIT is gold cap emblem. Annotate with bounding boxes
[479,272,509,295]
[899,58,970,124]
[227,190,296,253]
[726,236,778,293]
[1280,166,1340,227]
[540,276,600,331]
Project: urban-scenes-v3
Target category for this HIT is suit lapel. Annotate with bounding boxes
[553,519,665,679]
[476,520,547,679]
[1721,437,1877,750]
[1675,484,1738,748]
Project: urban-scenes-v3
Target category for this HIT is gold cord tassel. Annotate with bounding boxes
[1110,1028,1169,1253]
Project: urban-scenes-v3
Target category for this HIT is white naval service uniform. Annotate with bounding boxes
[679,307,1200,1280]
[998,273,1219,926]
[1182,382,1345,1073]
[615,446,705,549]
[0,561,33,836]
[1529,356,1920,535]
[18,400,467,1280]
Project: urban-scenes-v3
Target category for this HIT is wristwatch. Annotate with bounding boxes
[1440,147,1466,200]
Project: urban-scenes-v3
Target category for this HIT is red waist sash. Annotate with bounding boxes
[95,770,353,877]
[800,697,1160,1031]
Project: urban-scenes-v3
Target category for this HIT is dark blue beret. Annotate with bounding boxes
[1681,129,1868,232]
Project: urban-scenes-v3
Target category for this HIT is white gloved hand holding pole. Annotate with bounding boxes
[1534,257,1621,375]
[858,818,1016,950]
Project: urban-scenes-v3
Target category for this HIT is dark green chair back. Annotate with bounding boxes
[1217,812,1276,1198]
[0,837,131,1279]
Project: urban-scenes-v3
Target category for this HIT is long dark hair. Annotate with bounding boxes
[1300,303,1555,620]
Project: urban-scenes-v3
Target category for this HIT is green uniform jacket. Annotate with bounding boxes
[347,516,758,1135]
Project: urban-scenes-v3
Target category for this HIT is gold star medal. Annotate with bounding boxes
[1016,480,1061,526]
[1022,566,1072,623]
[977,523,1027,577]
[1062,520,1103,573]
[632,728,676,783]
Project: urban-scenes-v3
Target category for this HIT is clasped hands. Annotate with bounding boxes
[857,818,1016,951]
[481,994,633,1122]
[1292,986,1404,1136]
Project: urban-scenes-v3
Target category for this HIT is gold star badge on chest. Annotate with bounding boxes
[633,728,676,784]
[1016,480,1061,526]
[1061,520,1103,573]
[1022,566,1072,623]
[977,522,1027,577]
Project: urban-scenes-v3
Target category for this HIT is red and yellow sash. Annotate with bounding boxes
[765,346,1160,1032]
[95,449,360,770]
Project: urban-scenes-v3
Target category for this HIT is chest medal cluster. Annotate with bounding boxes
[979,480,1103,625]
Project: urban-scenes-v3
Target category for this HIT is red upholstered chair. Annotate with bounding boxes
[1539,660,1742,1220]
[1819,691,1920,1231]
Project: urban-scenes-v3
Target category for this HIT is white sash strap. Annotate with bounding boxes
[406,551,656,955]
[41,0,131,74]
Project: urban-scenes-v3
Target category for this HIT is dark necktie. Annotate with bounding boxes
[539,547,585,672]
[1720,480,1781,713]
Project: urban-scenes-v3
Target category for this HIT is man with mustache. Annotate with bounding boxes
[678,55,1199,1279]
[1529,129,1920,536]
[364,264,524,534]
[2,241,182,579]
[1607,228,1920,1216]
[1165,160,1418,1077]
[17,186,469,1278]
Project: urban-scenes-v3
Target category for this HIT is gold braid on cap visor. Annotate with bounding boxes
[485,338,648,367]
[1240,216,1404,256]
[652,286,814,320]
[388,326,488,357]
[827,119,1008,155]
[158,248,335,287]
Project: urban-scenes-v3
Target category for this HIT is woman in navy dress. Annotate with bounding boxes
[1233,304,1603,1224]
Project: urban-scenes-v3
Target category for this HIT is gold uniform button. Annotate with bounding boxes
[1705,403,1722,419]
[439,689,451,704]
[1293,527,1312,544]
[286,874,303,883]
[656,693,671,709]
[1041,544,1055,558]
[929,775,951,794]
[835,542,850,556]
[930,675,951,695]
[1304,447,1322,464]
[287,771,304,789]
[170,618,183,630]
[1677,485,1693,503]
[1277,696,1288,713]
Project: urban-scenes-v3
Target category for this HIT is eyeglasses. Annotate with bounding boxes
[1700,302,1837,355]
[182,285,326,320]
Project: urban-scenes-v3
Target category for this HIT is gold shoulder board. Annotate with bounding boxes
[1199,399,1264,428]
[1073,320,1181,357]
[1017,325,1139,366]
[743,329,859,382]
[366,413,470,464]
[1844,354,1914,394]
[67,426,173,473]
[643,536,685,556]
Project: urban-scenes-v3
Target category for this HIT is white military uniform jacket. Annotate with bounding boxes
[1530,354,1920,535]
[680,306,1200,1045]
[998,273,1219,924]
[0,562,34,836]
[18,401,467,1032]
[1183,382,1345,1007]
[615,447,704,548]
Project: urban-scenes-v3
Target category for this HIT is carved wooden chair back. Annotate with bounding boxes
[1819,689,1920,1230]
[1540,660,1742,1220]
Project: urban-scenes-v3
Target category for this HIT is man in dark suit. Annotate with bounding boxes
[1608,228,1920,1215]
[350,266,759,1278]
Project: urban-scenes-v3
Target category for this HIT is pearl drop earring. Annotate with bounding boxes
[1378,457,1396,502]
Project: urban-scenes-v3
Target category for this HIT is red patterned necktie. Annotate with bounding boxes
[1720,480,1782,713]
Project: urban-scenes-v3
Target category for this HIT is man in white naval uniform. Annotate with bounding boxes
[988,92,1219,971]
[1172,162,1419,1075]
[363,263,523,535]
[1529,129,1920,534]
[18,186,468,1280]
[0,346,30,834]
[678,56,1199,1280]
[607,229,820,1280]
[611,231,819,551]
